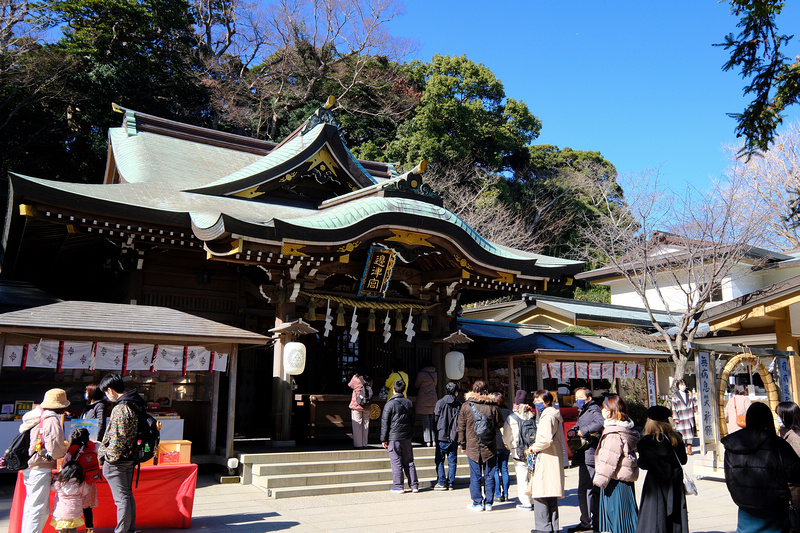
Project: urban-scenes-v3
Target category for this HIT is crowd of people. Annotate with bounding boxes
[355,358,800,533]
[18,373,145,533]
[349,360,704,533]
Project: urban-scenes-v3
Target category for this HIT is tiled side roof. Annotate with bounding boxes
[0,301,269,344]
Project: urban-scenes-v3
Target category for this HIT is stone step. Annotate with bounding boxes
[253,455,439,476]
[240,446,436,465]
[256,463,482,489]
[259,477,472,499]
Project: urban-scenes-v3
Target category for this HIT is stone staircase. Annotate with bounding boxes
[240,446,513,499]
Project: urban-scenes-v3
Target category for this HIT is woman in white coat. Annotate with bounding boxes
[527,389,565,533]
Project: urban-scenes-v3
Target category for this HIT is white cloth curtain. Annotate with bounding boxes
[2,345,25,367]
[94,343,125,370]
[152,345,185,372]
[125,344,156,371]
[185,346,211,372]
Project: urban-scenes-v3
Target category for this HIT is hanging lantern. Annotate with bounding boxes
[284,342,306,375]
[420,308,429,332]
[368,309,376,332]
[445,351,465,380]
[395,309,403,331]
[306,299,317,321]
[336,303,346,326]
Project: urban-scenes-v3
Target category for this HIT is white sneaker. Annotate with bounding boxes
[484,504,493,511]
[467,503,483,511]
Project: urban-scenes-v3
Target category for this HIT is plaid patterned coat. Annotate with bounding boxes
[671,391,696,442]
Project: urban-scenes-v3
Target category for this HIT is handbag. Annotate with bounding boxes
[673,446,698,496]
[566,427,595,455]
[734,397,746,428]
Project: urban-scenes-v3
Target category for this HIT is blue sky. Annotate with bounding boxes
[386,1,799,190]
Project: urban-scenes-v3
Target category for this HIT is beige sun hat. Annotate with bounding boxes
[40,388,70,409]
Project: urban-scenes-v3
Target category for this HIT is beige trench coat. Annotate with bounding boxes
[527,406,565,499]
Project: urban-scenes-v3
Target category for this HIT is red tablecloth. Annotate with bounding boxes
[9,463,197,532]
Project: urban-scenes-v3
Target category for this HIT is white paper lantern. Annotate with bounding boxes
[284,342,306,375]
[445,351,464,380]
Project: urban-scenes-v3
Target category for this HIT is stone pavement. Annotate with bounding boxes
[0,452,739,533]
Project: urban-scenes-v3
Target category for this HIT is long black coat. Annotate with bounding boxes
[722,427,800,510]
[635,435,688,533]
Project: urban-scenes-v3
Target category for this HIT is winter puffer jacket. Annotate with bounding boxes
[593,419,640,488]
[380,393,415,442]
[458,392,503,462]
[722,427,800,510]
[433,393,461,443]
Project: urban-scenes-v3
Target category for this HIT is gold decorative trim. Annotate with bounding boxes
[386,230,434,248]
[19,204,34,217]
[494,272,514,284]
[204,238,243,259]
[232,185,265,199]
[454,254,473,270]
[281,242,309,257]
[337,240,362,253]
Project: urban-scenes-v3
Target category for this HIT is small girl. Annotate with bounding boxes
[50,460,89,533]
[63,428,100,533]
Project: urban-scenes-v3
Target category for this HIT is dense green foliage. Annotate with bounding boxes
[719,0,800,156]
[0,0,625,273]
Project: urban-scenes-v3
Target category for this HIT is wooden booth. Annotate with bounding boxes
[0,301,270,461]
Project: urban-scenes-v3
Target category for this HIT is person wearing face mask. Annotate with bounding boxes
[670,380,697,455]
[527,389,565,533]
[98,373,146,533]
[568,387,605,533]
[80,383,107,442]
[594,394,640,533]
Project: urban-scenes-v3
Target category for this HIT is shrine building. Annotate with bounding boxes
[0,101,583,450]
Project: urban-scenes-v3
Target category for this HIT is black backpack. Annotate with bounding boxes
[510,413,537,461]
[357,377,373,407]
[468,402,495,446]
[1,428,32,471]
[119,401,160,464]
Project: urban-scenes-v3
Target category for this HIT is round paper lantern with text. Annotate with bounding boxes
[284,342,307,375]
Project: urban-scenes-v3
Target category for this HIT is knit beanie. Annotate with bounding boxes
[514,389,529,405]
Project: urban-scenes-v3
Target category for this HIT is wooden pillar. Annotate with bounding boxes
[225,346,239,459]
[507,356,515,404]
[272,302,296,441]
[208,369,221,455]
[775,318,800,404]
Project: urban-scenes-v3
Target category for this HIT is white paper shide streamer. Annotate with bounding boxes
[349,306,359,343]
[404,308,415,343]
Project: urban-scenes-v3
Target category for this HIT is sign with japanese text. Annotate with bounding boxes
[357,246,396,299]
[778,356,793,402]
[695,351,717,445]
[646,370,657,406]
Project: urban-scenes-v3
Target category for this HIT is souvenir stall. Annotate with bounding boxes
[1,300,269,531]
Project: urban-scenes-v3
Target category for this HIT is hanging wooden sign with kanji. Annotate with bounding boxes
[357,245,396,299]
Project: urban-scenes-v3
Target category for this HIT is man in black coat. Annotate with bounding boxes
[568,387,605,533]
[381,379,419,493]
[433,381,461,490]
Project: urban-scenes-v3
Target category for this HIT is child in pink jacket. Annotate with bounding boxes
[50,461,90,533]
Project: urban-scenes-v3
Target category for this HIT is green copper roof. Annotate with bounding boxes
[110,128,262,189]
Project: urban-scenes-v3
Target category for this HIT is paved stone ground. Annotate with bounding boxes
[0,452,738,533]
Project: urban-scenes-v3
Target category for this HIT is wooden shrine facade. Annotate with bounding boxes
[1,102,583,442]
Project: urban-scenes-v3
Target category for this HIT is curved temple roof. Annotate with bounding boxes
[8,105,583,281]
